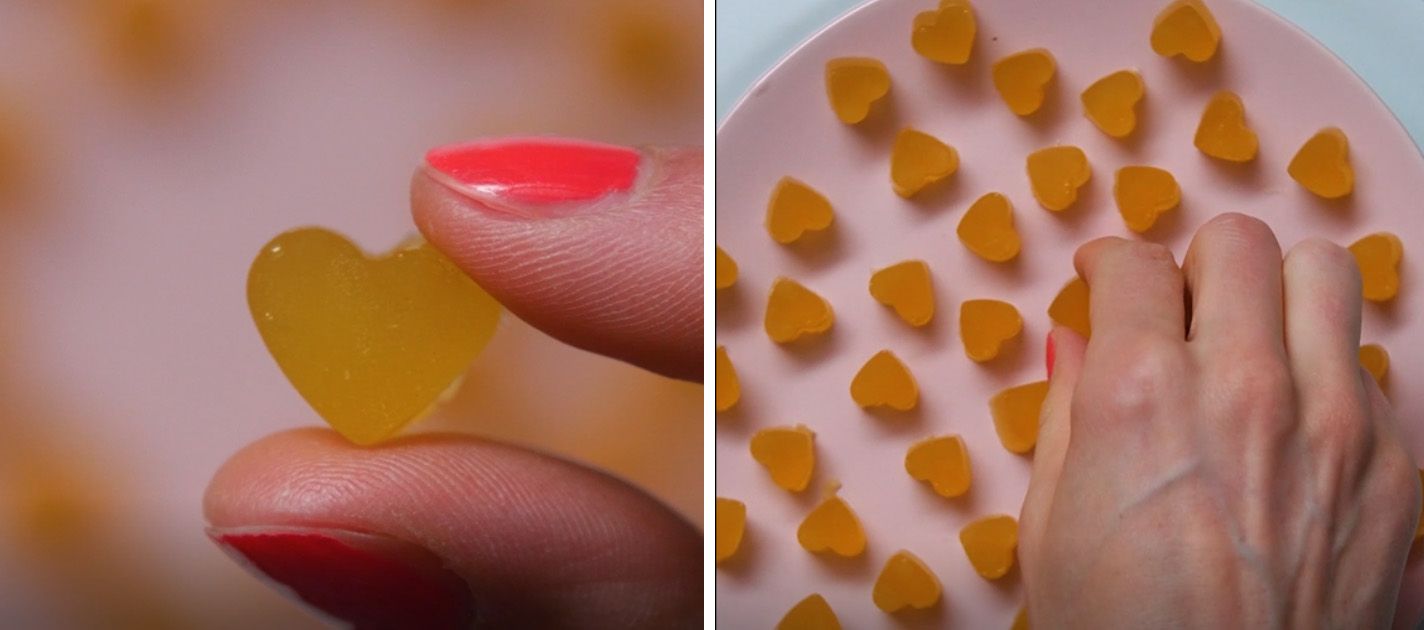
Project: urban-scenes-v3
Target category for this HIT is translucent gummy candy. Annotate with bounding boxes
[825,57,891,124]
[750,425,816,492]
[1048,277,1091,338]
[1081,69,1144,138]
[911,0,976,65]
[715,245,738,289]
[777,594,842,630]
[960,299,1023,362]
[765,277,835,343]
[247,227,501,446]
[1348,232,1402,303]
[715,346,740,412]
[1288,128,1353,199]
[990,380,1050,453]
[1151,0,1221,62]
[957,192,1021,263]
[872,550,942,612]
[992,48,1056,116]
[959,514,1019,580]
[1027,146,1091,212]
[798,494,867,557]
[766,177,835,244]
[869,260,936,327]
[1195,91,1257,162]
[715,497,746,563]
[1114,165,1180,233]
[891,128,959,198]
[904,435,972,498]
[851,350,919,411]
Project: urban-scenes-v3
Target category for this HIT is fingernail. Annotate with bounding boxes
[1045,330,1056,379]
[424,136,643,216]
[210,526,474,630]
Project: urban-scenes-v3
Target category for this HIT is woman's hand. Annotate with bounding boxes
[1020,213,1420,629]
[204,140,702,629]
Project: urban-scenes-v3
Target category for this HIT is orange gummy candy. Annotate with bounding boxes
[247,228,501,446]
[872,550,942,613]
[1288,128,1353,199]
[1012,606,1031,630]
[1114,165,1180,233]
[891,128,959,198]
[992,48,1056,116]
[715,497,746,563]
[766,177,835,244]
[990,380,1050,453]
[960,299,1023,362]
[777,594,842,630]
[957,192,1021,263]
[869,260,936,327]
[1048,277,1091,338]
[750,425,816,492]
[1359,343,1389,387]
[1027,146,1091,212]
[765,277,835,343]
[798,494,867,557]
[912,0,977,65]
[1081,69,1144,138]
[1348,232,1402,303]
[715,345,740,412]
[851,350,919,411]
[1195,91,1258,162]
[959,514,1019,580]
[715,245,738,290]
[904,435,972,498]
[1150,0,1221,62]
[825,57,891,124]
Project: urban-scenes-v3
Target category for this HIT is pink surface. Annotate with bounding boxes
[715,0,1424,627]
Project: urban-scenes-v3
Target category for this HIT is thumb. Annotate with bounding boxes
[205,429,700,629]
[413,137,702,381]
[1019,326,1087,565]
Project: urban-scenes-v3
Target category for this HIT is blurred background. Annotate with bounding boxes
[0,0,701,627]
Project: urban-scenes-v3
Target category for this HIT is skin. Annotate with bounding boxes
[1021,213,1420,629]
[205,147,702,628]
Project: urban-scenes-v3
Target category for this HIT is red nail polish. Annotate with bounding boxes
[211,527,474,630]
[425,136,641,205]
[1045,330,1056,379]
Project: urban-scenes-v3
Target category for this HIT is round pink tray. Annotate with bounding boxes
[716,0,1424,627]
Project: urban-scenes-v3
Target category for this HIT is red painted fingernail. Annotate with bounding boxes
[424,136,642,210]
[210,527,474,630]
[1045,330,1056,379]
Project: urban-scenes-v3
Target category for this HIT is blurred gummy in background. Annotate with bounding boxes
[0,0,701,626]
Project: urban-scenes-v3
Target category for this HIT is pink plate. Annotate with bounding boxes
[716,0,1424,627]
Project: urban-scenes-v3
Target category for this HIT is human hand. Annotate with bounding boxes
[205,139,702,629]
[1019,213,1420,628]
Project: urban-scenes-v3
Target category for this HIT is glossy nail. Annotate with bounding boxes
[210,526,474,630]
[424,136,642,214]
[1045,330,1056,379]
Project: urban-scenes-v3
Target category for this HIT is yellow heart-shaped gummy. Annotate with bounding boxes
[1150,0,1221,62]
[825,57,891,125]
[957,192,1020,263]
[1288,127,1353,199]
[990,380,1049,453]
[1081,69,1144,138]
[992,48,1056,116]
[766,177,835,244]
[869,260,935,327]
[872,550,942,613]
[1013,606,1031,630]
[959,514,1019,580]
[1027,145,1091,212]
[1349,232,1402,303]
[247,227,501,446]
[1114,165,1180,233]
[715,345,740,412]
[750,424,816,492]
[851,350,919,411]
[904,434,972,498]
[715,497,746,564]
[798,494,867,557]
[1048,277,1091,338]
[765,277,835,343]
[715,245,738,289]
[891,127,959,198]
[960,299,1023,362]
[777,594,842,630]
[1195,91,1257,162]
[1359,343,1389,387]
[911,0,976,65]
